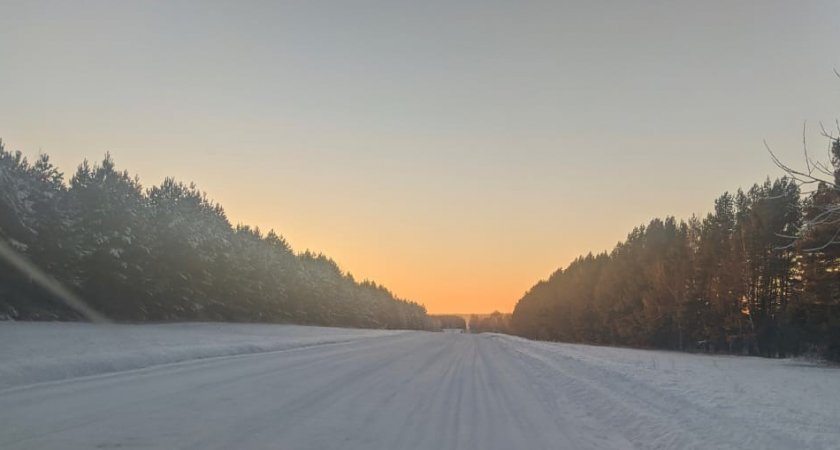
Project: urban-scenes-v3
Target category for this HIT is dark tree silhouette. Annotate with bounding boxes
[512,169,840,360]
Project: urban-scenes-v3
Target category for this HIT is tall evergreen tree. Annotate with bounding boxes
[0,143,433,330]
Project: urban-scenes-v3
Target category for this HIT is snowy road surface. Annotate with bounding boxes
[2,324,839,449]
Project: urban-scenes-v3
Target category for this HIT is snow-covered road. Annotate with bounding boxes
[2,324,838,449]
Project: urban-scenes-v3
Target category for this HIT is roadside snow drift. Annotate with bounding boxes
[0,322,403,390]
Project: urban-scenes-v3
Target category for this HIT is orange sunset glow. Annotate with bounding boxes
[4,2,840,449]
[3,1,839,314]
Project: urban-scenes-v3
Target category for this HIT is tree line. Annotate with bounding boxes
[512,138,840,361]
[430,314,467,330]
[0,142,432,330]
[469,312,512,334]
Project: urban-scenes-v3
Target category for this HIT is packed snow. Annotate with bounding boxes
[1,323,838,449]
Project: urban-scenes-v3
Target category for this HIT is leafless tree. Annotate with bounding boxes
[767,119,840,251]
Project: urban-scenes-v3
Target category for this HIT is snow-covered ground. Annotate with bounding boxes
[0,322,404,391]
[1,323,838,449]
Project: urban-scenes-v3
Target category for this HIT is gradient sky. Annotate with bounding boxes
[2,1,839,313]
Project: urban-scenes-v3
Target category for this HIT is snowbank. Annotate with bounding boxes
[0,321,403,390]
[499,335,840,449]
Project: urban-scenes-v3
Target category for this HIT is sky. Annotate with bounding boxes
[1,0,839,314]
